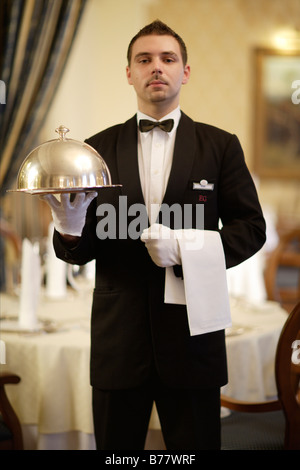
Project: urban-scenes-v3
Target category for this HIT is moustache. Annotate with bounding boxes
[147,76,167,86]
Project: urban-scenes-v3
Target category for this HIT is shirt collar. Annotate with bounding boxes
[137,107,181,137]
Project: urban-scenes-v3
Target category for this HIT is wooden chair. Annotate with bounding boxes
[276,300,300,449]
[0,372,24,450]
[221,301,300,450]
[264,228,300,313]
[0,218,22,293]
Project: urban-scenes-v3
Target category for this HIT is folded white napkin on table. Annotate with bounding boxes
[18,238,41,330]
[165,230,231,335]
[46,222,67,298]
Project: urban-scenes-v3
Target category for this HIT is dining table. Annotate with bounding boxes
[0,287,288,450]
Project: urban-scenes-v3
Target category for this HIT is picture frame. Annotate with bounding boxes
[253,48,300,179]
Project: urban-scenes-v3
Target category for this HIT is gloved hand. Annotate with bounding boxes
[40,192,97,236]
[140,224,181,267]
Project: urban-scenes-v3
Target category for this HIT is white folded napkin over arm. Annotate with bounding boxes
[165,230,231,336]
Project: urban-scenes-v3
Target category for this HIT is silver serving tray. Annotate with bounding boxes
[7,185,122,195]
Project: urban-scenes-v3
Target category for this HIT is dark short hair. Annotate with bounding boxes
[127,20,188,66]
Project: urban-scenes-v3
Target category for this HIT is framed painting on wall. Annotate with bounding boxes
[253,48,300,179]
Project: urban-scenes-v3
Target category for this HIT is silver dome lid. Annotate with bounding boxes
[8,126,120,194]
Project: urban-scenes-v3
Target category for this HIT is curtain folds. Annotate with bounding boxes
[0,0,87,197]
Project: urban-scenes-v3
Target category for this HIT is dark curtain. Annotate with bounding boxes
[0,0,87,197]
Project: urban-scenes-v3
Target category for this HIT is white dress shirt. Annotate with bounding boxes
[137,107,181,224]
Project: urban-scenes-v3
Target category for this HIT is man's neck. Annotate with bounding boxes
[138,102,179,120]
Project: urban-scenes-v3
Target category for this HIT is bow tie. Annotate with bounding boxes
[139,119,174,133]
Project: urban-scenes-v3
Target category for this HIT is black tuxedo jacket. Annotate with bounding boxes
[54,112,266,390]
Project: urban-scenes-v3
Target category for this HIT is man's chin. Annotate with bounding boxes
[149,91,167,102]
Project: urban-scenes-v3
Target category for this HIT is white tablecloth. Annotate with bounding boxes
[0,290,287,450]
[222,297,287,401]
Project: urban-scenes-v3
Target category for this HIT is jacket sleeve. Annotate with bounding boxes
[53,196,98,265]
[218,134,266,269]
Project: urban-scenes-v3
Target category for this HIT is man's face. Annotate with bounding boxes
[126,34,190,113]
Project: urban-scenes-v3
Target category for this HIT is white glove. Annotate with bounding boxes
[141,224,181,267]
[40,192,97,236]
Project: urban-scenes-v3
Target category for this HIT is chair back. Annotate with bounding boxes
[275,301,300,449]
[0,373,23,450]
[0,218,22,293]
[264,228,300,313]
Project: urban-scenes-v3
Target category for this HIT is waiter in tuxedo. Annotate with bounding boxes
[42,20,266,450]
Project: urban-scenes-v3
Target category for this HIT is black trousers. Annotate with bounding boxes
[92,368,221,450]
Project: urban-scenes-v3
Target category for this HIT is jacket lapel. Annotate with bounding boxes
[162,112,196,206]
